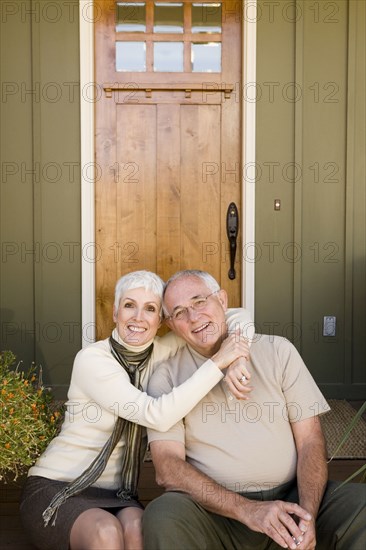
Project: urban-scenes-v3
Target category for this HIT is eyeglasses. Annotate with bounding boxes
[166,291,219,322]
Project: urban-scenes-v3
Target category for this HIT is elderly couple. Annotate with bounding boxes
[20,270,365,550]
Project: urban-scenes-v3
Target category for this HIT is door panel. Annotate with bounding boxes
[116,103,158,272]
[95,0,242,338]
[156,104,181,276]
[180,104,221,279]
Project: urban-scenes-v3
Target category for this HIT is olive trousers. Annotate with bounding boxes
[143,480,366,549]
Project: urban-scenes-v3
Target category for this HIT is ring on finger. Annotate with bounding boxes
[239,375,247,383]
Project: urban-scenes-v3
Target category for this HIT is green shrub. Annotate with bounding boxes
[0,350,62,482]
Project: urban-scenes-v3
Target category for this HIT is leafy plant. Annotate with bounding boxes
[0,350,63,482]
[328,401,366,489]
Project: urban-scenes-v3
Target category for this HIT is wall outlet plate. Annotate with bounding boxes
[323,316,336,337]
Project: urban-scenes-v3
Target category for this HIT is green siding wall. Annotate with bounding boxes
[256,0,366,398]
[0,0,81,398]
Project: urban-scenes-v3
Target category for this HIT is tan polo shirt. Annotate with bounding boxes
[147,334,330,492]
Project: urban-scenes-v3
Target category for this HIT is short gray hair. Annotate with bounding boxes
[114,270,165,314]
[163,270,220,315]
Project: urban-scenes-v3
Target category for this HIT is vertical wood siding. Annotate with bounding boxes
[0,0,81,398]
[256,0,365,398]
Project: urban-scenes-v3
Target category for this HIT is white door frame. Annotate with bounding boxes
[79,0,256,346]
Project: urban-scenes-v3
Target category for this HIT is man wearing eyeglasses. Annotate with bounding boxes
[143,270,365,550]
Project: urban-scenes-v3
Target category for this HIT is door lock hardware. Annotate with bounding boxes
[226,202,239,280]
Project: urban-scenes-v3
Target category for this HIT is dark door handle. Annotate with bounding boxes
[226,202,239,280]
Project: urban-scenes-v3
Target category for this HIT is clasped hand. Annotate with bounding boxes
[244,499,313,550]
[212,332,252,400]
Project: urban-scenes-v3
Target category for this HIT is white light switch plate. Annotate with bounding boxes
[323,316,336,337]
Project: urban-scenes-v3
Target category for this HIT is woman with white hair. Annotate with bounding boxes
[20,270,253,550]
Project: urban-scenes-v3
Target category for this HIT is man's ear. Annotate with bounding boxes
[164,317,174,331]
[217,289,228,310]
[161,317,174,330]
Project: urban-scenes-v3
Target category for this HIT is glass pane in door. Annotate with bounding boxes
[192,3,222,33]
[154,2,184,33]
[192,42,221,72]
[154,42,184,71]
[116,41,146,71]
[116,2,146,32]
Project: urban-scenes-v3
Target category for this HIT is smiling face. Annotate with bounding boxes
[164,276,228,357]
[113,287,161,346]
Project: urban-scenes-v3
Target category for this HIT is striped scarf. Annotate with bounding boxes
[42,335,153,527]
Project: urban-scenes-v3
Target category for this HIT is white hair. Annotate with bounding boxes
[114,270,165,315]
[163,270,220,315]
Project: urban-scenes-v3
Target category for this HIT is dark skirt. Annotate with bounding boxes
[20,476,143,550]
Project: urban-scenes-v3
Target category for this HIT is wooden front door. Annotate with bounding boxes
[95,0,242,338]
